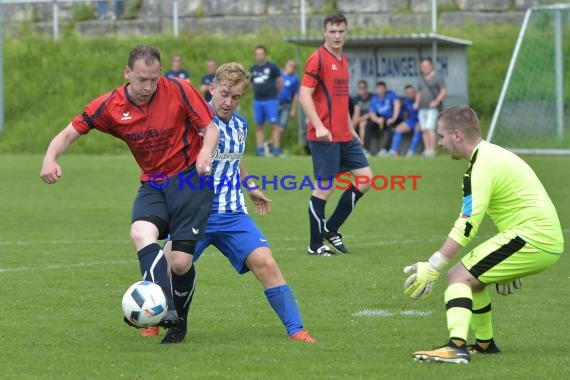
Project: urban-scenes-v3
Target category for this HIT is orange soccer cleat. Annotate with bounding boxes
[288,330,317,343]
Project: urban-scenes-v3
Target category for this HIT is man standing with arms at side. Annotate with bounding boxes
[275,59,300,157]
[414,58,446,157]
[40,45,219,331]
[404,106,563,363]
[250,45,283,156]
[299,12,373,256]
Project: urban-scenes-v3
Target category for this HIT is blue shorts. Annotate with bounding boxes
[194,213,269,274]
[404,118,419,130]
[253,99,279,125]
[308,138,369,178]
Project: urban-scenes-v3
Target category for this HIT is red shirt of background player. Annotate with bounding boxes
[301,46,352,142]
[72,77,213,181]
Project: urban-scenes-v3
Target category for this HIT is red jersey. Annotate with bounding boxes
[302,46,352,142]
[72,77,214,181]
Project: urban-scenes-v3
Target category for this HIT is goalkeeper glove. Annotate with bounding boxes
[404,251,449,300]
[496,278,522,296]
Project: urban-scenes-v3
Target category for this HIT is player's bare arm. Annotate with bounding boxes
[196,122,220,175]
[239,162,271,216]
[276,76,284,94]
[348,113,361,143]
[388,98,402,125]
[40,123,82,184]
[299,85,331,141]
[430,87,447,109]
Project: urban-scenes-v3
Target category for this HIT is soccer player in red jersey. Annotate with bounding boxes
[299,12,373,256]
[40,45,219,331]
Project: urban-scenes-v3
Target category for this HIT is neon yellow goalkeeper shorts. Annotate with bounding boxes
[461,231,562,284]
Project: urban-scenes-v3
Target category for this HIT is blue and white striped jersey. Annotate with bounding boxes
[210,112,248,214]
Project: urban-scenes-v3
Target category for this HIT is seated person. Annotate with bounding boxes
[389,85,423,157]
[368,81,401,156]
[351,80,373,152]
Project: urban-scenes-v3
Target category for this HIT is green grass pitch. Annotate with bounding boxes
[1,154,569,379]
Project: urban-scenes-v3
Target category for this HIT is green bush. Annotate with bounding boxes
[0,25,520,154]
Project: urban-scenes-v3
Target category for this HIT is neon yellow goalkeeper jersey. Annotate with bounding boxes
[449,140,564,254]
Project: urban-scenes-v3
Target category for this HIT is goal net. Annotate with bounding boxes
[487,4,570,154]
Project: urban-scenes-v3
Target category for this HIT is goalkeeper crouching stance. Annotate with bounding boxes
[403,106,564,364]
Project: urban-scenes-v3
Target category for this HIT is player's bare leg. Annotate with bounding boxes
[256,124,265,156]
[270,123,284,156]
[246,248,316,343]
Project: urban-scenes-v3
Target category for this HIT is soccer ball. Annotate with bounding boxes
[121,281,167,327]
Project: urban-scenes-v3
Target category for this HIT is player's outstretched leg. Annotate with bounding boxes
[413,283,472,363]
[130,221,178,330]
[247,249,316,343]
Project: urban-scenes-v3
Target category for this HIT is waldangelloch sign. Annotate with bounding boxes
[286,33,472,107]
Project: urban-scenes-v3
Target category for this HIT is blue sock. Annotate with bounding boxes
[308,196,326,249]
[409,130,422,153]
[264,284,303,335]
[256,146,265,156]
[272,146,282,156]
[390,131,403,153]
[327,187,364,232]
[138,243,174,310]
[171,265,197,322]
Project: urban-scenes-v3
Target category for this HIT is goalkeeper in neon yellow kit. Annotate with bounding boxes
[404,106,564,364]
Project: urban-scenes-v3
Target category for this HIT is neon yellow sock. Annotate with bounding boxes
[470,288,493,341]
[445,283,473,342]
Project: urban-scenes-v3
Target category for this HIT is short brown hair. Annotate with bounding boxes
[324,12,347,28]
[438,106,481,140]
[215,62,251,90]
[128,45,161,69]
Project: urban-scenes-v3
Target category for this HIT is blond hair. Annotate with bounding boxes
[214,62,251,90]
[438,106,481,141]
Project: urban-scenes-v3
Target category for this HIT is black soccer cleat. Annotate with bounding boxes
[322,229,350,254]
[157,309,180,329]
[467,340,501,355]
[160,319,187,344]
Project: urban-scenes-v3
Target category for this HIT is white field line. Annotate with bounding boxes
[352,309,433,317]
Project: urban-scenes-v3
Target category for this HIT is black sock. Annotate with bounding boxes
[308,196,326,249]
[327,187,364,232]
[138,243,174,309]
[171,265,197,324]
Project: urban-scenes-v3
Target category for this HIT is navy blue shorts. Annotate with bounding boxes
[131,166,215,241]
[194,213,269,274]
[308,138,369,178]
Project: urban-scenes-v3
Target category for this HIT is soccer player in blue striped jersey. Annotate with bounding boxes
[404,106,563,363]
[159,62,316,344]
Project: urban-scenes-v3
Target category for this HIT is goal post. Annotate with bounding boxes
[487,4,570,155]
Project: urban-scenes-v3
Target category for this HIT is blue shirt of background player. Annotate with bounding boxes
[400,96,419,122]
[164,69,191,81]
[250,62,281,100]
[278,71,299,104]
[370,90,399,118]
